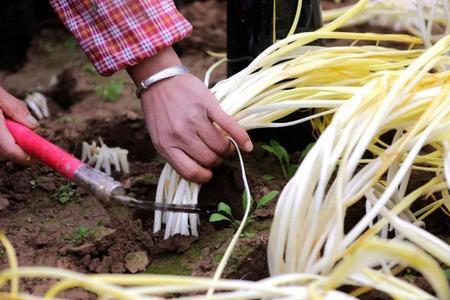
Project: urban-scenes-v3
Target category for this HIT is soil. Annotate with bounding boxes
[0,0,448,299]
[0,0,285,291]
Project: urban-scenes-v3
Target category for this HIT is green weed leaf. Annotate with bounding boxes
[55,183,78,204]
[269,140,284,161]
[218,202,232,217]
[209,213,231,223]
[262,174,274,181]
[288,164,298,178]
[263,140,293,179]
[277,146,290,164]
[73,226,91,241]
[269,139,281,149]
[445,268,450,280]
[300,142,315,160]
[262,145,278,158]
[257,190,279,208]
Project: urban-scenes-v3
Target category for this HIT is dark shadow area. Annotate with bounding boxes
[0,0,58,71]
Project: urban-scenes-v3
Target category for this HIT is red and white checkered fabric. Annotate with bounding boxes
[50,0,192,75]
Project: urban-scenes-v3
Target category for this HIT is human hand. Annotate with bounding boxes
[141,73,252,183]
[127,47,253,183]
[0,87,39,164]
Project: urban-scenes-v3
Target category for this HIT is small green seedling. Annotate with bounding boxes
[262,140,297,179]
[300,142,315,160]
[95,80,123,102]
[256,190,279,209]
[210,190,279,230]
[73,226,91,241]
[262,174,274,181]
[54,183,79,204]
[209,202,238,228]
[444,268,450,280]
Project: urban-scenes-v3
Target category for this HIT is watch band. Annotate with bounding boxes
[135,65,190,98]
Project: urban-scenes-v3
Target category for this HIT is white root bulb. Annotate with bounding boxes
[154,164,200,238]
[25,92,50,120]
[81,138,130,175]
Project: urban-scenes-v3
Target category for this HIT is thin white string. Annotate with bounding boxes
[207,137,253,297]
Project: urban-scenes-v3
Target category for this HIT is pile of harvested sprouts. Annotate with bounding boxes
[81,139,129,175]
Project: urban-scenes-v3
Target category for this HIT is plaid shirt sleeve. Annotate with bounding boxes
[49,0,192,76]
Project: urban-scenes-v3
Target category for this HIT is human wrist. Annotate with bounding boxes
[136,65,190,98]
[127,46,182,86]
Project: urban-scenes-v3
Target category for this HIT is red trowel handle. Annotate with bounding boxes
[5,119,83,180]
[5,119,124,201]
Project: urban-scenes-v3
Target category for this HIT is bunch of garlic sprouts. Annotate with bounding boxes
[81,139,130,175]
[154,0,373,238]
[154,2,423,238]
[1,232,446,300]
[154,164,200,238]
[268,34,450,298]
[25,92,49,120]
[323,0,450,47]
[156,39,422,238]
[151,0,450,297]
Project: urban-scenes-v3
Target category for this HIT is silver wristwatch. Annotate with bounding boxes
[135,65,190,98]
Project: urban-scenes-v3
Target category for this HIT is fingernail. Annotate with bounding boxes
[244,141,253,152]
[26,115,39,127]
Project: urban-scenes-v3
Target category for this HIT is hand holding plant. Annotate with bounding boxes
[127,47,253,184]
